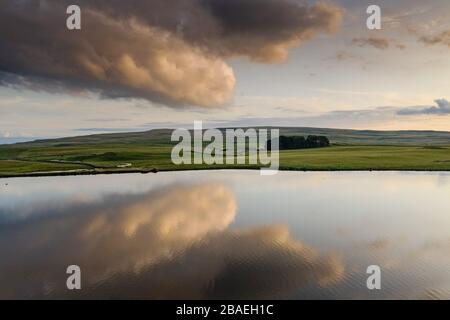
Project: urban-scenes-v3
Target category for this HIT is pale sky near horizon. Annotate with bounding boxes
[0,0,449,141]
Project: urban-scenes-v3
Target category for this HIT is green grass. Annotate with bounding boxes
[0,160,88,175]
[0,144,449,177]
[279,146,450,170]
[0,128,450,177]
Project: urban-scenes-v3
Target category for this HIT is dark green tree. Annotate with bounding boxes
[267,135,330,150]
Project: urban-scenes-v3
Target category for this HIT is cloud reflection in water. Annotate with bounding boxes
[0,183,343,299]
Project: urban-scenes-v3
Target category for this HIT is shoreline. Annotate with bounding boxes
[1,167,450,179]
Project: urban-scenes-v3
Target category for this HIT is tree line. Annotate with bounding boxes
[267,135,330,150]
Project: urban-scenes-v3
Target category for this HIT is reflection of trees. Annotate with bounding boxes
[0,183,343,299]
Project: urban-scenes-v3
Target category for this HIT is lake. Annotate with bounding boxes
[0,171,449,299]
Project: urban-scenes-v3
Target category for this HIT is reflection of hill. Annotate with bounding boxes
[0,183,344,299]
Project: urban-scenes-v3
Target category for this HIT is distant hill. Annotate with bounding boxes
[0,137,39,145]
[10,127,450,147]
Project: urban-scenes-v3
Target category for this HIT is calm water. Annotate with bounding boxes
[0,171,449,300]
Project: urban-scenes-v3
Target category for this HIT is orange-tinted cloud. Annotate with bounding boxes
[352,36,406,50]
[0,183,344,299]
[419,30,450,47]
[0,0,343,107]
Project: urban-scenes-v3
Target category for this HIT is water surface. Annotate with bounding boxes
[0,171,449,299]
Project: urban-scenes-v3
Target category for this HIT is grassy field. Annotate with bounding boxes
[0,128,449,177]
[280,146,450,170]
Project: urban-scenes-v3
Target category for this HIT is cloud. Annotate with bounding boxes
[194,98,450,131]
[0,5,235,108]
[75,127,141,133]
[201,0,343,63]
[397,99,450,115]
[352,36,406,50]
[0,183,344,299]
[0,0,343,108]
[331,51,372,69]
[419,30,450,47]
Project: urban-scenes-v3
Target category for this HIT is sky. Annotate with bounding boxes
[0,0,449,142]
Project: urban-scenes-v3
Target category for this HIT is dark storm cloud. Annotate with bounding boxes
[201,0,343,62]
[0,0,343,108]
[397,99,450,115]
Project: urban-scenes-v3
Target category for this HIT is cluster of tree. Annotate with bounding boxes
[267,135,330,150]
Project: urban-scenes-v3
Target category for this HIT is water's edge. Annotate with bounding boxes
[1,167,450,179]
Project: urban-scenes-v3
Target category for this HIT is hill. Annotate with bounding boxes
[0,127,449,177]
[11,127,450,147]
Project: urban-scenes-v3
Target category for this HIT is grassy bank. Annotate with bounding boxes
[1,127,450,177]
[1,144,450,178]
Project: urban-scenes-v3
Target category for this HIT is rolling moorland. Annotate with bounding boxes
[0,127,450,178]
